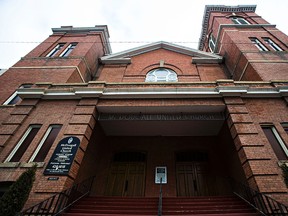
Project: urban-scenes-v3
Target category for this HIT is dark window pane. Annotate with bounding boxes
[262,127,287,160]
[6,84,32,105]
[60,43,77,57]
[46,43,65,57]
[231,19,238,24]
[10,127,40,162]
[209,34,216,51]
[61,48,73,57]
[239,19,248,24]
[8,95,21,105]
[33,126,61,162]
[231,17,249,25]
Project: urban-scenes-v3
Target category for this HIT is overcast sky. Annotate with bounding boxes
[0,0,287,69]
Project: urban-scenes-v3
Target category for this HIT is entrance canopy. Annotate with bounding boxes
[97,104,225,136]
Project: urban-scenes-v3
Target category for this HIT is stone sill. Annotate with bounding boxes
[278,161,288,167]
[0,162,44,168]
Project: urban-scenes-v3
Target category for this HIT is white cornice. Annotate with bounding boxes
[191,57,223,64]
[52,25,112,54]
[101,58,131,64]
[100,41,223,64]
[16,85,288,100]
[198,5,257,50]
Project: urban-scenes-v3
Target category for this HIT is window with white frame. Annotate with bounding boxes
[262,38,283,51]
[208,33,216,52]
[5,125,41,162]
[250,38,268,51]
[231,17,250,25]
[281,123,288,134]
[59,43,77,57]
[46,43,65,57]
[262,125,288,160]
[145,68,178,82]
[29,125,62,162]
[3,84,32,105]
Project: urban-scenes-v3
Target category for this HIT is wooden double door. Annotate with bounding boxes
[105,162,146,196]
[176,162,211,196]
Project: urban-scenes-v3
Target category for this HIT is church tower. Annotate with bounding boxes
[0,5,288,214]
[0,25,111,105]
[199,5,288,81]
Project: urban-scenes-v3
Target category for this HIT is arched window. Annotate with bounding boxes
[145,68,178,82]
[208,33,216,52]
[231,17,249,25]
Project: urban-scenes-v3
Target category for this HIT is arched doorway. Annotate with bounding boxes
[105,152,146,196]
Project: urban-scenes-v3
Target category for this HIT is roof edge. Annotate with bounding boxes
[101,41,223,62]
[52,25,112,54]
[16,81,288,100]
[198,5,257,50]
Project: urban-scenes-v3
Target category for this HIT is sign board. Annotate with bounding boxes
[43,136,80,175]
[47,177,59,181]
[99,113,224,121]
[155,166,167,184]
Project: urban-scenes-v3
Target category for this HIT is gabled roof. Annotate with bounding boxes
[100,41,223,64]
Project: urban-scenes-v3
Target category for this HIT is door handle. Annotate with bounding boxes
[193,180,197,191]
[124,180,128,192]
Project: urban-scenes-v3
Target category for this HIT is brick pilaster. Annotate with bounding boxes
[63,98,98,188]
[0,99,38,153]
[224,96,288,195]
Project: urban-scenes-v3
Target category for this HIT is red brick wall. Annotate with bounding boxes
[0,99,78,206]
[1,90,287,207]
[0,32,106,104]
[0,97,100,208]
[203,11,288,81]
[218,30,288,81]
[225,97,288,205]
[97,49,228,82]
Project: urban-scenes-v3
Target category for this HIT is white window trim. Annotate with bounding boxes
[29,125,61,162]
[46,43,65,57]
[208,34,216,52]
[271,126,288,157]
[3,91,18,105]
[3,84,32,105]
[251,38,268,51]
[263,38,283,51]
[5,125,41,162]
[231,17,250,25]
[145,68,178,82]
[59,43,77,57]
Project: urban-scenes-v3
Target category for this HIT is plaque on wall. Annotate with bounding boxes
[43,136,80,175]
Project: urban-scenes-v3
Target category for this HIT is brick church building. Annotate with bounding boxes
[0,4,288,215]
